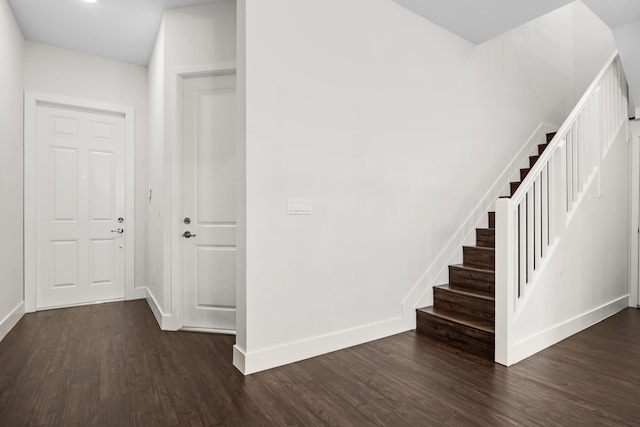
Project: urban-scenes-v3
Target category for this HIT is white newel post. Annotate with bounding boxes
[495,197,515,366]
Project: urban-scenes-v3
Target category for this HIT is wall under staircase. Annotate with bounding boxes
[496,55,630,365]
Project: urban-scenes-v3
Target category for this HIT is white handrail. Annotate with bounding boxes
[512,51,619,205]
[495,52,628,366]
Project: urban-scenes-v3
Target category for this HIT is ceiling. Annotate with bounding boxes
[8,0,220,66]
[391,0,640,45]
[390,0,575,44]
[581,0,640,29]
[10,0,640,69]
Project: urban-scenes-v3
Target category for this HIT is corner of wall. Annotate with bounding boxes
[0,302,25,343]
[235,0,247,355]
[145,287,176,331]
[0,0,25,342]
[133,287,148,300]
[233,344,246,374]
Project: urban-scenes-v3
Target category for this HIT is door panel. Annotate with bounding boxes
[36,105,126,309]
[89,239,115,285]
[182,73,237,331]
[50,147,78,221]
[89,151,115,221]
[50,240,78,288]
[195,246,236,307]
[195,84,236,224]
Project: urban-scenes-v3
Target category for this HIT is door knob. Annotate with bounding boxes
[183,231,196,238]
[111,228,124,234]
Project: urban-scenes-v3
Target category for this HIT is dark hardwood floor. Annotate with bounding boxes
[0,300,638,426]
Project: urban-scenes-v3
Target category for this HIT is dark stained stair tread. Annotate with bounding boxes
[520,168,530,181]
[546,132,557,143]
[414,174,512,358]
[417,306,495,334]
[434,284,493,300]
[448,264,495,293]
[434,284,494,322]
[530,155,540,167]
[538,143,548,155]
[510,181,521,196]
[416,307,495,359]
[475,228,495,248]
[462,246,495,270]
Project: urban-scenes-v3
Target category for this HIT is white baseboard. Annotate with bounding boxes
[0,301,25,342]
[146,289,163,328]
[235,315,409,375]
[233,345,246,373]
[512,295,629,364]
[145,288,176,330]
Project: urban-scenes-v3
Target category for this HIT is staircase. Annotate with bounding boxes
[416,132,556,359]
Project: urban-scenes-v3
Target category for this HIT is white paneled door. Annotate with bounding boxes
[182,72,236,332]
[36,105,125,309]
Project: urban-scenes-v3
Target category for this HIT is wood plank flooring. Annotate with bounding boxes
[0,300,638,426]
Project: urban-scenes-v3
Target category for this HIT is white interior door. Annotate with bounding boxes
[182,72,237,331]
[36,105,126,309]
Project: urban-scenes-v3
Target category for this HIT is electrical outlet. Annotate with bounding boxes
[287,198,311,215]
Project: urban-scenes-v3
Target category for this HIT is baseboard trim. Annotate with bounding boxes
[180,326,235,335]
[145,288,175,330]
[512,295,628,364]
[233,345,246,373]
[0,301,25,342]
[146,289,163,328]
[237,316,408,375]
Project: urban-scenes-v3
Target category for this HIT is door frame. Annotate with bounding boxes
[170,64,237,331]
[630,125,640,308]
[24,91,136,312]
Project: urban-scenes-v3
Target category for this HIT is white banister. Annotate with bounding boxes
[494,52,628,365]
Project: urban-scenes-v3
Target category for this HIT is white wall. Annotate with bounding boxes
[236,0,247,358]
[0,0,25,341]
[147,19,166,315]
[23,42,149,296]
[238,0,617,373]
[573,1,618,101]
[146,1,237,327]
[612,22,640,118]
[164,2,236,69]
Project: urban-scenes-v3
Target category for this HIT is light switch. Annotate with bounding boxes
[287,198,311,215]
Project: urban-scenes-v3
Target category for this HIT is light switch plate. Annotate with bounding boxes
[287,198,311,215]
